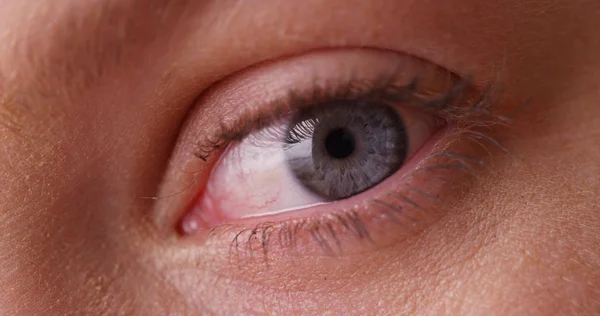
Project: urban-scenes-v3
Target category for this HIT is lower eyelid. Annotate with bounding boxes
[186,123,469,257]
[211,135,468,265]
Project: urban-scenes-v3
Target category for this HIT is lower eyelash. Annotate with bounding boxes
[203,122,508,261]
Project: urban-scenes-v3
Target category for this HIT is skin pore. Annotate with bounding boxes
[0,0,599,314]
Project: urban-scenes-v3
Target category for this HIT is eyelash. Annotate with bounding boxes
[192,70,504,162]
[189,69,507,259]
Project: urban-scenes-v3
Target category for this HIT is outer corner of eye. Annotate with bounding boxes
[177,97,445,237]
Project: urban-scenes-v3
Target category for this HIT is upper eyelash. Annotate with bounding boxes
[192,70,504,162]
[284,117,318,144]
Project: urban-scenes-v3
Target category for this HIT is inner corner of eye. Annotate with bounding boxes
[178,98,442,235]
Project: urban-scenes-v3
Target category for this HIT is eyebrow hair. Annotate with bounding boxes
[5,0,199,101]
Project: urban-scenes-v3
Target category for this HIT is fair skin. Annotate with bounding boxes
[1,0,599,315]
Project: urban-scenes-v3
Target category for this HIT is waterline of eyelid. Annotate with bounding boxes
[239,201,330,219]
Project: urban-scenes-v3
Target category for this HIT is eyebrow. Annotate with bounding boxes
[8,0,200,99]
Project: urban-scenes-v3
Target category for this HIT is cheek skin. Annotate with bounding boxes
[443,93,600,314]
[0,0,599,315]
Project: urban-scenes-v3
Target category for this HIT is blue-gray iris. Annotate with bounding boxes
[284,100,407,200]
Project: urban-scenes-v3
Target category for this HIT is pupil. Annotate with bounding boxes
[324,128,355,159]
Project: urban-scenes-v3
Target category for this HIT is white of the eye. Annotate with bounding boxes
[283,138,312,162]
[202,131,326,220]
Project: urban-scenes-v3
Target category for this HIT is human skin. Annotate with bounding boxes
[0,0,599,315]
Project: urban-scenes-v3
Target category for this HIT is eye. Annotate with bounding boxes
[197,99,440,223]
[169,49,497,254]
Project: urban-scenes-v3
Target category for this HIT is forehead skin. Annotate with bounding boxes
[0,0,599,315]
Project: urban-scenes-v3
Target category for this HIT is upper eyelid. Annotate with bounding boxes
[193,73,499,162]
[175,48,500,159]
